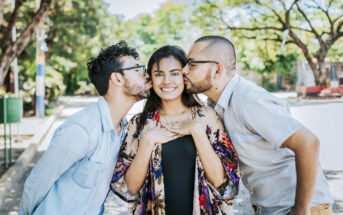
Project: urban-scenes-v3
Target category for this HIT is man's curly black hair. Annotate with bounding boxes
[87,41,139,95]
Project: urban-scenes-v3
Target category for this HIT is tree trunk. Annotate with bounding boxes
[0,0,52,86]
[317,60,327,86]
[0,0,6,28]
[287,30,322,86]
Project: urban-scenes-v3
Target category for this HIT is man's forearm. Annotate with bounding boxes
[294,141,319,210]
[283,127,320,214]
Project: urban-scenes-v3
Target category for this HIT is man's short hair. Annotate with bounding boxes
[87,41,139,96]
[195,35,236,71]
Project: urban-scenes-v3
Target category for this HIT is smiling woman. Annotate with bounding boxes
[152,56,185,101]
[111,45,240,215]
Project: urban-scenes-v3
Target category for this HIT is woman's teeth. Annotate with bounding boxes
[161,88,176,92]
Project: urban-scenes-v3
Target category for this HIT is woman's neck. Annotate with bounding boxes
[160,97,188,116]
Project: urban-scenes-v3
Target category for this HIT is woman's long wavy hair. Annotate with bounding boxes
[134,45,201,138]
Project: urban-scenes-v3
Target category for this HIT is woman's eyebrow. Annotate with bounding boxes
[153,69,163,73]
[169,69,181,72]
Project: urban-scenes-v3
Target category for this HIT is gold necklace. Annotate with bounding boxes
[160,108,190,125]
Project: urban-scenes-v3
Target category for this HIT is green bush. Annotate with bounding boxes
[262,78,278,92]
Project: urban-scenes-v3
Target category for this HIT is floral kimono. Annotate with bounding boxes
[111,106,240,215]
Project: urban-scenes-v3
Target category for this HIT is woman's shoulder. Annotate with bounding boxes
[128,113,141,126]
[193,105,219,119]
[127,111,159,137]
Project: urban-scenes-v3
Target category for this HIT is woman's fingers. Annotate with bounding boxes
[158,129,180,144]
[164,124,181,133]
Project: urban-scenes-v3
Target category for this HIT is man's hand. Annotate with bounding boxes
[288,206,311,215]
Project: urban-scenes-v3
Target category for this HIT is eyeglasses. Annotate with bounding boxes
[186,59,219,68]
[117,65,147,76]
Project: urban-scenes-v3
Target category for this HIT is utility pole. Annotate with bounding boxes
[10,0,19,97]
[35,0,46,117]
[10,0,22,142]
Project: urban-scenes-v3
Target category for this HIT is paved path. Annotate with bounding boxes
[0,96,342,214]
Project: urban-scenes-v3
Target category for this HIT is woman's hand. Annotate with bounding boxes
[164,118,203,136]
[125,127,179,195]
[141,127,179,146]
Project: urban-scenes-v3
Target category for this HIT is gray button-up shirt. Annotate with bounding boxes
[214,74,333,215]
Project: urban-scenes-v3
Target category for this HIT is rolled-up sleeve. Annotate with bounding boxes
[20,123,89,215]
[239,93,303,148]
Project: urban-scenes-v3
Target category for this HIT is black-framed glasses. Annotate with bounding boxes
[117,65,147,76]
[186,59,219,67]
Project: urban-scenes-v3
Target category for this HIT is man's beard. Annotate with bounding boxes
[123,80,150,100]
[184,70,213,94]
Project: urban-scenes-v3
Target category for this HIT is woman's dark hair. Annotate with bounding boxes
[87,41,139,96]
[134,45,201,138]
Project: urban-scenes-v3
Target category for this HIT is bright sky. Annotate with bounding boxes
[103,0,168,20]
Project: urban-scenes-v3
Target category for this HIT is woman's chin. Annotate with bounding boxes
[159,94,182,101]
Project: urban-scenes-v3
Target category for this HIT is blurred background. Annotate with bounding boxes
[0,0,342,214]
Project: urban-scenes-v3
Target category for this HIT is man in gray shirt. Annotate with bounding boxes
[183,35,333,215]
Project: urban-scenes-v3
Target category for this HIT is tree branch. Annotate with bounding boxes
[334,20,343,39]
[333,15,343,24]
[217,4,283,32]
[255,0,286,27]
[0,0,52,85]
[228,25,283,31]
[1,0,23,50]
[240,35,295,45]
[337,18,343,30]
[296,3,325,47]
[284,0,299,30]
[279,0,287,10]
[290,26,313,33]
[310,0,334,34]
[0,0,7,29]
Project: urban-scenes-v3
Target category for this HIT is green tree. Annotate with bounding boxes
[0,0,52,86]
[44,0,118,94]
[119,2,202,63]
[189,0,343,85]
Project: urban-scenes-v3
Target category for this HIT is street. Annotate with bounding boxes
[0,96,342,215]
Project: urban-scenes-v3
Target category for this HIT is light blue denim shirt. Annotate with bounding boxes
[20,97,127,215]
[214,74,333,215]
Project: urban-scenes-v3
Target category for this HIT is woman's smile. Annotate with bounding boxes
[161,87,177,92]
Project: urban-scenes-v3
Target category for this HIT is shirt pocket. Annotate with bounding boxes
[72,158,103,189]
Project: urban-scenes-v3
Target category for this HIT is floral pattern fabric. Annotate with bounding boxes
[111,106,239,215]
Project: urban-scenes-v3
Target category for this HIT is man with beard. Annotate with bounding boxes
[182,35,333,215]
[20,41,152,215]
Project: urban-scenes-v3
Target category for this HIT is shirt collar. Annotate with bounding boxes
[216,73,240,111]
[98,96,128,133]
